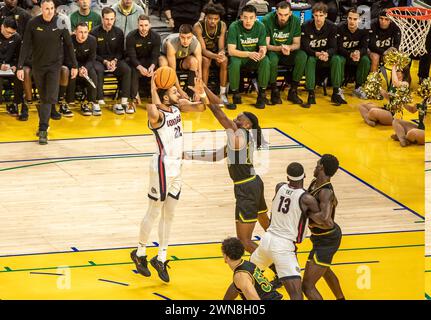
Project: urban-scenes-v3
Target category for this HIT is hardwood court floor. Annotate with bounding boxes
[0,78,425,299]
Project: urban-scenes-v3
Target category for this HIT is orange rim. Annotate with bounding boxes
[386,6,431,21]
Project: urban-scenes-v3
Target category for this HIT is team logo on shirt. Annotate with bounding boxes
[136,44,143,47]
[273,31,290,42]
[343,40,359,48]
[36,27,44,31]
[240,37,259,47]
[97,38,104,42]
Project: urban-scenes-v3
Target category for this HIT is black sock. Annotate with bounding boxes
[58,85,67,101]
[270,82,277,90]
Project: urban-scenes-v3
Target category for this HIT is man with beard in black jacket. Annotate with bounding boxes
[0,0,31,36]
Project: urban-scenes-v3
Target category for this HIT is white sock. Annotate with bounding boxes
[121,97,128,104]
[137,243,146,257]
[158,248,167,262]
[157,197,178,262]
[220,86,226,95]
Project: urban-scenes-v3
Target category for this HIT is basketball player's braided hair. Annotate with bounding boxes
[243,111,262,149]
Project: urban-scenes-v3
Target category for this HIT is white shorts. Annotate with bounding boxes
[250,232,301,280]
[148,155,182,202]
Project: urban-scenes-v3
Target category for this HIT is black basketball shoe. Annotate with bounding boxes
[150,256,171,283]
[130,249,151,277]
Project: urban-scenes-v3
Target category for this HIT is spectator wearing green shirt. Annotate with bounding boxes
[227,5,270,109]
[262,1,307,106]
[69,0,101,32]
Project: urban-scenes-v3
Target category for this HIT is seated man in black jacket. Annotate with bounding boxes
[369,9,400,72]
[126,14,160,104]
[91,7,133,115]
[0,0,31,36]
[65,22,100,116]
[0,17,25,116]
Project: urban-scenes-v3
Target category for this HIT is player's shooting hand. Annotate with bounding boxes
[16,69,24,81]
[71,68,78,79]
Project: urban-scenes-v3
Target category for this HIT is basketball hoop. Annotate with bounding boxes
[386,6,431,56]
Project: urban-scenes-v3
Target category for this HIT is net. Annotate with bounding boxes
[387,6,431,56]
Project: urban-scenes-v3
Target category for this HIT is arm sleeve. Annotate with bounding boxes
[301,25,315,56]
[17,20,33,70]
[336,27,350,58]
[359,30,369,57]
[258,23,267,47]
[62,28,78,68]
[115,29,125,60]
[126,33,140,68]
[85,36,97,69]
[151,32,161,66]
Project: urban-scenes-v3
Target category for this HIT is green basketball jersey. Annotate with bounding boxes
[261,11,301,46]
[227,20,267,52]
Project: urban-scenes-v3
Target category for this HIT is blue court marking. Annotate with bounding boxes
[273,127,424,220]
[30,272,65,276]
[153,292,171,300]
[153,242,159,246]
[98,279,129,286]
[132,270,139,274]
[71,247,79,252]
[393,208,407,211]
[0,229,423,259]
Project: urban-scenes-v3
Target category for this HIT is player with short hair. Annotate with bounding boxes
[337,8,371,100]
[227,4,270,109]
[302,154,345,300]
[250,162,330,300]
[262,1,307,106]
[193,2,229,105]
[131,75,218,283]
[160,24,203,98]
[222,237,282,300]
[301,2,345,108]
[368,9,401,72]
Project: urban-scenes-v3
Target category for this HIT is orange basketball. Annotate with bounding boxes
[154,66,177,89]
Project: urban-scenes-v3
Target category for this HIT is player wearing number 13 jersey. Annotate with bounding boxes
[250,162,328,300]
[131,75,207,283]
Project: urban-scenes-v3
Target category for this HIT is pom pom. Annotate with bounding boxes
[387,84,412,116]
[383,50,411,70]
[363,72,382,99]
[417,77,431,101]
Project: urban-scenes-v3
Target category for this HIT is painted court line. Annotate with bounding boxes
[0,229,423,259]
[30,272,64,276]
[98,279,129,287]
[153,293,171,300]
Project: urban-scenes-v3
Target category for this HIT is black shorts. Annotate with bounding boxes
[308,223,342,267]
[234,175,268,224]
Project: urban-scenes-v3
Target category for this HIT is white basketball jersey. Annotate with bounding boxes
[268,183,309,243]
[149,105,184,159]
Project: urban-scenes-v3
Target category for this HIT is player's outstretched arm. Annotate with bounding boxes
[183,146,227,162]
[147,74,163,127]
[207,104,237,131]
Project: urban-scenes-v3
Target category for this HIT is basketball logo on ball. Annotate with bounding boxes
[154,66,177,89]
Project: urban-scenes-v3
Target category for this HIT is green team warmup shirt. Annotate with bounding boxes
[261,11,301,46]
[70,10,102,31]
[227,20,267,52]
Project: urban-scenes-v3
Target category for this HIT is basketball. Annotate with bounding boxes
[154,66,176,89]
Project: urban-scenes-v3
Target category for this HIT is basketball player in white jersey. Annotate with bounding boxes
[131,74,218,283]
[250,162,329,300]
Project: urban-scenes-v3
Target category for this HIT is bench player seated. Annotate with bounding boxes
[262,1,307,106]
[159,24,203,98]
[301,3,345,107]
[193,2,229,105]
[368,9,401,73]
[337,8,371,100]
[227,4,270,109]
